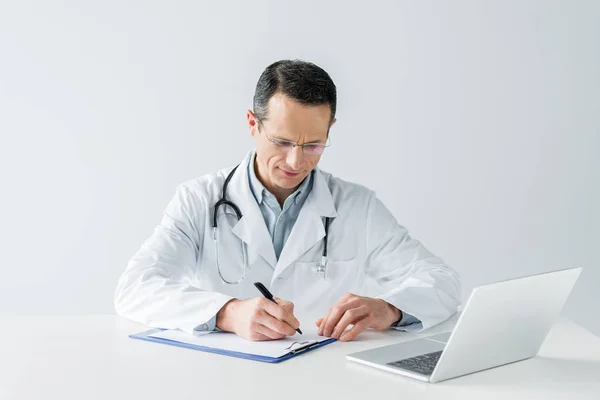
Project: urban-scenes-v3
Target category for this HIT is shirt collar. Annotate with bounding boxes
[248,151,313,206]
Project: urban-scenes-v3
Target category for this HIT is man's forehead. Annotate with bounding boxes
[267,93,331,126]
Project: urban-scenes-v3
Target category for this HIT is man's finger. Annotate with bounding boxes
[275,298,296,315]
[318,307,332,335]
[262,301,299,332]
[321,301,354,337]
[315,318,324,327]
[331,306,368,339]
[260,311,297,336]
[255,323,286,340]
[339,318,370,342]
[267,297,300,329]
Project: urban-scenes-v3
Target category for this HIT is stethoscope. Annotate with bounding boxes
[213,164,331,285]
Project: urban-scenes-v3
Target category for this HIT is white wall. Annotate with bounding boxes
[1,1,598,335]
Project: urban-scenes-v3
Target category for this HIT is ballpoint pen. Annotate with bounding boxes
[253,282,303,334]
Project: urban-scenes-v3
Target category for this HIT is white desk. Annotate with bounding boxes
[1,315,599,399]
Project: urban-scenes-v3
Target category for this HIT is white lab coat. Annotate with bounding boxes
[115,151,461,335]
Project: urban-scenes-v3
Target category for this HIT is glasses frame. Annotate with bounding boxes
[256,118,331,156]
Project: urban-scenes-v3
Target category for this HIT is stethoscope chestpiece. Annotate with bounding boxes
[316,256,327,280]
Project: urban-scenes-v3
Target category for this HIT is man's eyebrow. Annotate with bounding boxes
[304,139,327,144]
[272,135,327,144]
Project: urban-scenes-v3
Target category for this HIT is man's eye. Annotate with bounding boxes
[274,140,293,147]
[304,144,324,153]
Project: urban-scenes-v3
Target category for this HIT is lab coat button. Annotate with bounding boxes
[202,324,209,330]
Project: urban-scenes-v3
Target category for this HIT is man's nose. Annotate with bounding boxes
[286,146,304,171]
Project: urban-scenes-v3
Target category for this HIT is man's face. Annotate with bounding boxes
[247,93,336,193]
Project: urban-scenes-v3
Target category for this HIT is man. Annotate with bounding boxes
[115,59,461,342]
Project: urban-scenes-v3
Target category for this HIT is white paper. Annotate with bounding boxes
[148,327,328,358]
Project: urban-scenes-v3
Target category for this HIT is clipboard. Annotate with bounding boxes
[130,328,336,363]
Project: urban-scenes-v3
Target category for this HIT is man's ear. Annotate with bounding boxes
[247,110,259,137]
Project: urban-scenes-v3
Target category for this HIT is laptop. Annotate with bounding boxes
[346,267,582,383]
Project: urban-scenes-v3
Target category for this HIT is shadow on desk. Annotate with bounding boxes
[439,356,600,394]
[346,356,600,395]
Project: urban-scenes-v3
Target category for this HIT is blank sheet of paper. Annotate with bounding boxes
[148,328,327,358]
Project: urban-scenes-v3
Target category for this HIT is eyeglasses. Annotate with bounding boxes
[258,120,331,156]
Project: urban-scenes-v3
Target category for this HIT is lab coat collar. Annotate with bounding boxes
[307,164,338,219]
[247,151,267,204]
[228,152,278,269]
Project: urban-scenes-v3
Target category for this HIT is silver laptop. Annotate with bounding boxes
[347,267,582,383]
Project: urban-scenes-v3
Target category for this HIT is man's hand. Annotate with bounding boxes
[316,293,402,342]
[216,297,300,341]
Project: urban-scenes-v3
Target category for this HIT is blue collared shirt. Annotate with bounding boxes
[195,152,420,333]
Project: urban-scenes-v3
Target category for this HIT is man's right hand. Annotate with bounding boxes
[216,297,300,341]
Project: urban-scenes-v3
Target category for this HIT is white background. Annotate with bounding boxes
[1,1,598,335]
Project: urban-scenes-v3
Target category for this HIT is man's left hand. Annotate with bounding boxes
[316,293,402,342]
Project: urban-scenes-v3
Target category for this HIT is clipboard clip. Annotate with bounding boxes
[289,341,320,354]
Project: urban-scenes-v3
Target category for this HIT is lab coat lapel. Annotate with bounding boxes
[272,167,338,280]
[227,152,278,269]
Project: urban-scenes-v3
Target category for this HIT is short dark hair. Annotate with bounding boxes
[253,59,337,126]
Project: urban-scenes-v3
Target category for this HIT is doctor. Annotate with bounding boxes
[114,59,461,342]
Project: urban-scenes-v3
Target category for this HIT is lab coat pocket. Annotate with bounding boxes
[293,259,360,314]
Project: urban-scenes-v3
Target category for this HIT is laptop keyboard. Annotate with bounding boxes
[387,350,443,376]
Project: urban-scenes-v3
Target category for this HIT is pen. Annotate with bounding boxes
[253,282,303,335]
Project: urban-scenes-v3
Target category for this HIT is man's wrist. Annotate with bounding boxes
[216,298,240,333]
[379,299,402,324]
[391,305,403,324]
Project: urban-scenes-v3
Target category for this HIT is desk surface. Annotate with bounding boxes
[1,315,599,400]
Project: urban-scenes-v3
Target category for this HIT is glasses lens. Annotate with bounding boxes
[275,141,294,151]
[303,144,325,155]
